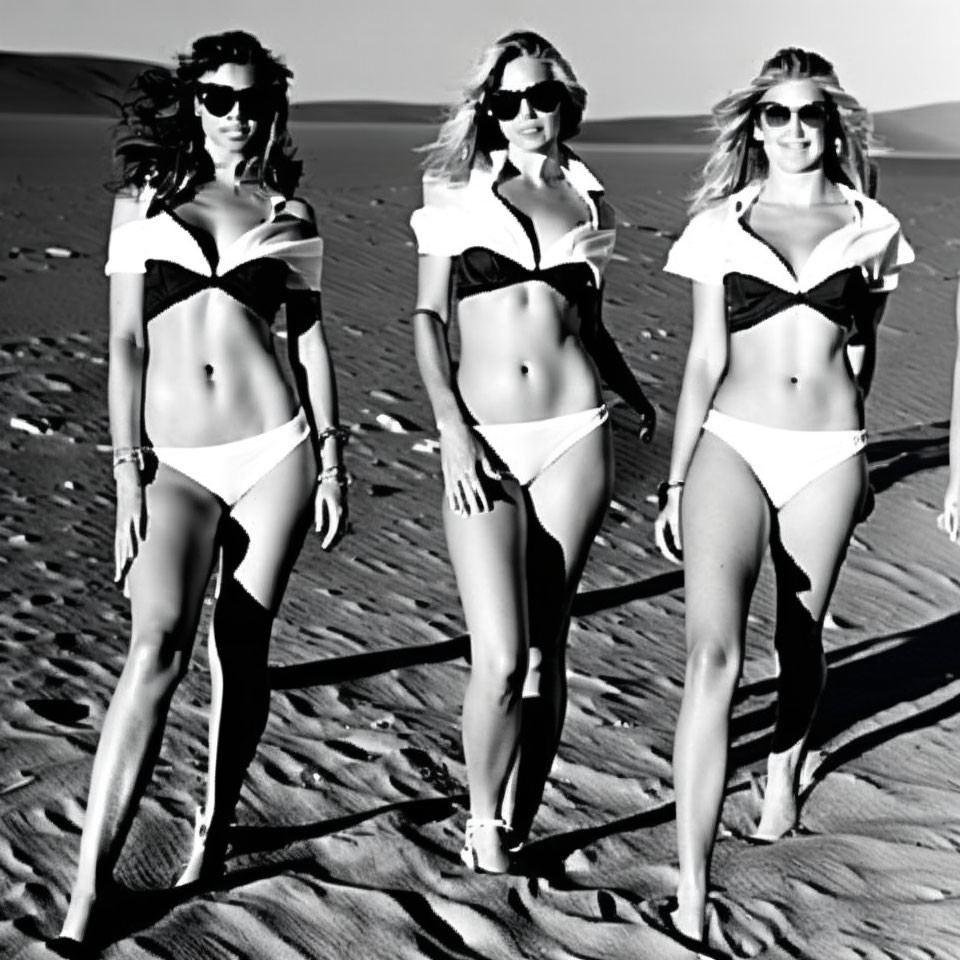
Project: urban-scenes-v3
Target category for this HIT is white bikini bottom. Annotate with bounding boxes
[153,408,310,506]
[702,409,867,509]
[474,405,609,487]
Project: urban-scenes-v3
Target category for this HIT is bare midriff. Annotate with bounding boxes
[455,280,601,425]
[143,289,298,447]
[713,303,862,431]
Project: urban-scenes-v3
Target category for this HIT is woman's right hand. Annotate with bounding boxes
[938,479,960,542]
[439,420,496,517]
[654,488,683,564]
[114,464,147,589]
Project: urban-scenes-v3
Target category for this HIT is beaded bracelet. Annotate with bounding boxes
[112,445,149,472]
[318,464,350,487]
[656,478,685,509]
[317,425,350,445]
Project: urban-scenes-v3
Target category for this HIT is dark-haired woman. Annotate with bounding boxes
[411,30,656,874]
[652,48,912,949]
[58,31,346,944]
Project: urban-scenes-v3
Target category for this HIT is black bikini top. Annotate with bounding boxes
[105,193,324,323]
[724,268,871,333]
[663,182,914,332]
[410,149,616,310]
[454,247,596,304]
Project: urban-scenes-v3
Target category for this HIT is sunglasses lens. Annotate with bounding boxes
[487,81,564,122]
[488,90,521,121]
[199,87,235,117]
[760,104,791,127]
[527,81,564,113]
[797,103,827,127]
[760,102,828,129]
[199,85,270,118]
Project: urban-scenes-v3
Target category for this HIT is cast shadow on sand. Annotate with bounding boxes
[62,418,949,946]
[865,418,949,494]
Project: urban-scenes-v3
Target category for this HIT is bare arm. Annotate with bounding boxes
[287,292,340,468]
[287,270,347,548]
[939,283,960,540]
[107,195,149,585]
[845,292,888,403]
[412,253,492,515]
[579,285,656,442]
[413,254,463,434]
[654,280,728,561]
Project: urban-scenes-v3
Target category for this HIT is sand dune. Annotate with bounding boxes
[5,51,960,154]
[2,60,960,960]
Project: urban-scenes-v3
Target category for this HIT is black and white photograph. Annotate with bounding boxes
[2,2,960,957]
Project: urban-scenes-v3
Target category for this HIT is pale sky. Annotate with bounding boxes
[6,0,960,118]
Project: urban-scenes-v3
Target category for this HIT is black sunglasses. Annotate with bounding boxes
[197,83,273,118]
[758,101,829,129]
[486,80,566,122]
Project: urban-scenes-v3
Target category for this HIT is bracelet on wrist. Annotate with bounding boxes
[112,445,149,473]
[657,478,685,509]
[317,425,350,446]
[318,464,350,487]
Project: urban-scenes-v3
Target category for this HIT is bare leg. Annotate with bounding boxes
[501,422,613,844]
[755,452,866,839]
[178,438,315,885]
[445,483,528,872]
[60,469,221,942]
[673,432,770,940]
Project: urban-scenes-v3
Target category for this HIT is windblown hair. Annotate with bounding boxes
[689,47,876,215]
[110,31,302,204]
[420,30,586,183]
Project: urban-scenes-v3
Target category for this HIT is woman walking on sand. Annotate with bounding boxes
[57,30,347,947]
[652,47,912,952]
[410,30,656,874]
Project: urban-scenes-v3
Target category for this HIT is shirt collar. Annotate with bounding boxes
[475,147,604,196]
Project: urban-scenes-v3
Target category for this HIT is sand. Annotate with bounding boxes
[2,101,960,960]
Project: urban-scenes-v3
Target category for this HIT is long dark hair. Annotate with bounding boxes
[111,31,302,204]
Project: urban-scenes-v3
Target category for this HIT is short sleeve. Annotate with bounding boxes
[273,198,324,292]
[409,177,465,257]
[283,238,324,292]
[104,219,147,275]
[865,227,914,293]
[663,209,726,285]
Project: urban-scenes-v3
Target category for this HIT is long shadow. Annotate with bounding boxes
[269,636,468,690]
[866,424,949,495]
[268,570,683,693]
[515,800,678,882]
[227,793,464,857]
[31,794,466,953]
[571,570,684,617]
[728,612,960,783]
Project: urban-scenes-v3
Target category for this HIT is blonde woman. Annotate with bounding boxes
[652,48,912,950]
[411,30,655,873]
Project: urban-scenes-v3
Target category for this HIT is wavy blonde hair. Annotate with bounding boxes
[420,30,586,183]
[689,47,876,215]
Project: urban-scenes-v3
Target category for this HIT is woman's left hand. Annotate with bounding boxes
[636,395,657,444]
[315,478,348,549]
